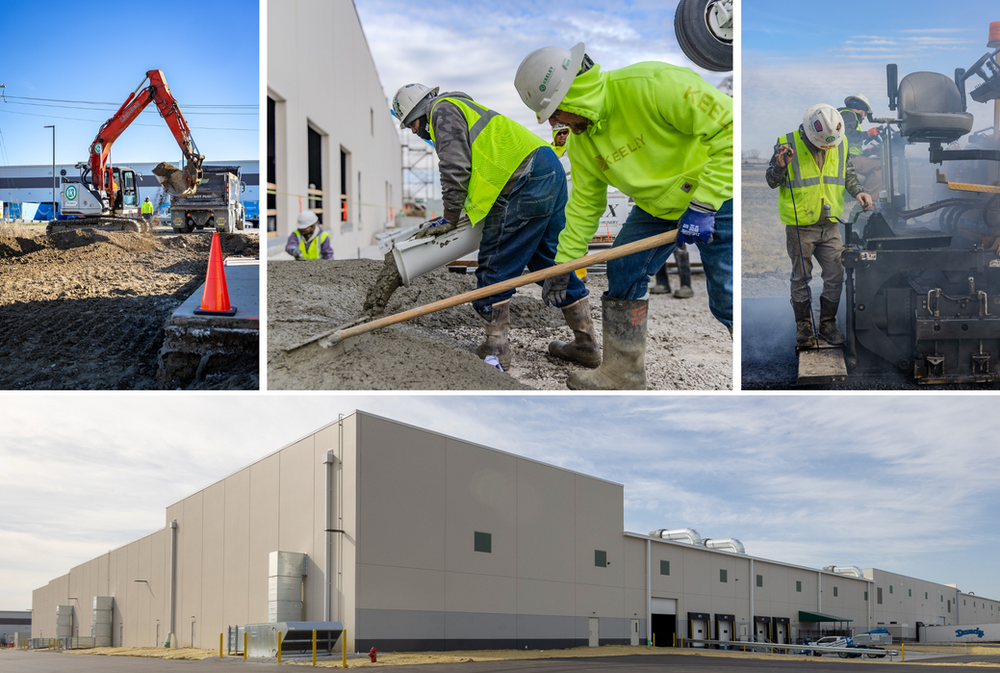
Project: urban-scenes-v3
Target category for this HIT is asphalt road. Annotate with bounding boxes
[6,650,1000,673]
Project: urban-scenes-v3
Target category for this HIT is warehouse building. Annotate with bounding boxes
[266,0,402,259]
[32,412,1000,651]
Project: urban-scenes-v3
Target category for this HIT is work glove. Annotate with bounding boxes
[291,250,303,260]
[413,217,459,240]
[867,127,879,138]
[678,204,715,245]
[542,273,571,306]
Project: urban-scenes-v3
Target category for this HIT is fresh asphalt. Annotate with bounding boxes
[6,650,1000,673]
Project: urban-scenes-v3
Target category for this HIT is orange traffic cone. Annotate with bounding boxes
[194,232,238,316]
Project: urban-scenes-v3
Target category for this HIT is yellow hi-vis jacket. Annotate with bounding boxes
[428,96,546,225]
[293,229,330,259]
[838,107,864,157]
[141,200,153,214]
[777,130,848,226]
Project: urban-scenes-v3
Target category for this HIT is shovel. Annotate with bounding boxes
[284,228,679,353]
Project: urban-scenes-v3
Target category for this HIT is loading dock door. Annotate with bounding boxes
[589,617,599,647]
[755,620,769,642]
[775,621,788,644]
[651,598,677,647]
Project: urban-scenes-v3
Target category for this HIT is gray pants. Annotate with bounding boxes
[786,223,843,303]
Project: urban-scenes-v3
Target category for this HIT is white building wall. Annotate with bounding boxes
[267,0,402,257]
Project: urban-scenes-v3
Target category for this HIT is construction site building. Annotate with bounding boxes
[267,0,402,259]
[31,411,1000,652]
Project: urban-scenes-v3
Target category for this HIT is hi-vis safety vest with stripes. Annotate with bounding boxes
[777,130,848,226]
[428,96,546,225]
[141,200,153,214]
[294,229,329,259]
[837,107,864,156]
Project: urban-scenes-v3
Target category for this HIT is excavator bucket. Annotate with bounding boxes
[152,157,204,197]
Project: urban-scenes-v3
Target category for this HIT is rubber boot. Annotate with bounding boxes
[649,264,672,294]
[549,296,601,368]
[476,299,511,369]
[673,246,694,298]
[793,299,817,351]
[819,297,845,345]
[567,295,647,390]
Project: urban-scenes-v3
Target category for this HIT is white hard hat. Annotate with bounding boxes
[296,211,319,229]
[392,83,439,129]
[803,104,844,150]
[844,94,872,113]
[515,42,587,123]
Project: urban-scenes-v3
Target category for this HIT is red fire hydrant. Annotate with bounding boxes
[369,646,377,662]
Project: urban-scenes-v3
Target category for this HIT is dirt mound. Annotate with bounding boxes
[0,229,259,390]
[268,258,732,391]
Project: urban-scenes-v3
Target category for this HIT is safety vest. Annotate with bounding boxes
[837,107,863,156]
[141,200,153,214]
[428,96,546,225]
[777,130,847,226]
[294,229,329,259]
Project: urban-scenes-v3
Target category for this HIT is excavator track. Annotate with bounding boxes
[46,217,149,236]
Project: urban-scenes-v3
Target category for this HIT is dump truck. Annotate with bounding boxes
[169,165,245,233]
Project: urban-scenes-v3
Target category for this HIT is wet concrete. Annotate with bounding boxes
[362,251,403,317]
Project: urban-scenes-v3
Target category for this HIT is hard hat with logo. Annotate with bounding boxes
[392,83,440,129]
[803,104,844,150]
[296,210,319,229]
[514,42,587,123]
[843,94,872,114]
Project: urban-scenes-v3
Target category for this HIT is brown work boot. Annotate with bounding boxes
[793,299,817,351]
[476,300,511,369]
[549,296,601,368]
[567,295,647,390]
[819,297,845,345]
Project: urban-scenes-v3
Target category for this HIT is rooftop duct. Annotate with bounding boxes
[824,565,865,578]
[648,528,702,546]
[703,538,746,555]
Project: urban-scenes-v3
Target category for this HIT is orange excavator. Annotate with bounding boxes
[48,70,205,235]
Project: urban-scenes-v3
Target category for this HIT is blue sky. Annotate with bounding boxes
[0,0,259,169]
[742,0,999,156]
[3,395,999,613]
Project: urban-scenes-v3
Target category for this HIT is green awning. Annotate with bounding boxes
[798,610,853,622]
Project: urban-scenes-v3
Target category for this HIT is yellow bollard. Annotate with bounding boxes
[277,631,283,663]
[902,642,905,662]
[244,631,247,661]
[220,632,223,658]
[652,633,656,647]
[342,629,347,669]
[312,629,317,666]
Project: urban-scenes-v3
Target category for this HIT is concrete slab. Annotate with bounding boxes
[157,260,260,387]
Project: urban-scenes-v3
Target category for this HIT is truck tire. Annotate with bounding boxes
[674,0,732,72]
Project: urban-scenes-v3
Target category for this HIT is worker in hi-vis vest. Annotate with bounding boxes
[391,83,599,372]
[766,103,872,351]
[285,210,334,260]
[515,42,733,390]
[838,94,882,199]
[141,196,154,225]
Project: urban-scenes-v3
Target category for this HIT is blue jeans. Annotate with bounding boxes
[472,147,589,318]
[607,199,733,329]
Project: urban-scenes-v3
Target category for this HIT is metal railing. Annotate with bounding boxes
[686,638,899,659]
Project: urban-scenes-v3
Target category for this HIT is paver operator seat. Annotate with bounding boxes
[897,71,974,144]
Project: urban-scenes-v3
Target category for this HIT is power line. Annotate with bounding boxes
[5,94,256,109]
[0,108,257,131]
[3,100,257,115]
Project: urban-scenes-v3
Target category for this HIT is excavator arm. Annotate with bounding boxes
[88,69,204,195]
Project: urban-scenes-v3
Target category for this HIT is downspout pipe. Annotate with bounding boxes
[646,538,651,646]
[167,519,177,647]
[323,450,336,622]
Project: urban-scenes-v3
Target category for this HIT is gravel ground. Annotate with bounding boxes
[267,259,732,391]
[0,225,259,390]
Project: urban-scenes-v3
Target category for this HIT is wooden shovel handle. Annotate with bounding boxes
[329,228,679,345]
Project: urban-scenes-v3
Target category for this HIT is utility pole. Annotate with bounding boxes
[44,125,56,218]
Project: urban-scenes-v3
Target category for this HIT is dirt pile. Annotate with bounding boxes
[268,259,732,390]
[0,226,259,390]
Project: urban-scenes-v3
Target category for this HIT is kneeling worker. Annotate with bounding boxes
[767,104,872,350]
[391,83,598,371]
[515,42,733,389]
[286,211,334,260]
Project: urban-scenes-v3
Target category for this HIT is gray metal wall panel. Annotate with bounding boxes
[357,608,445,640]
[444,611,517,640]
[223,468,252,628]
[515,613,577,639]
